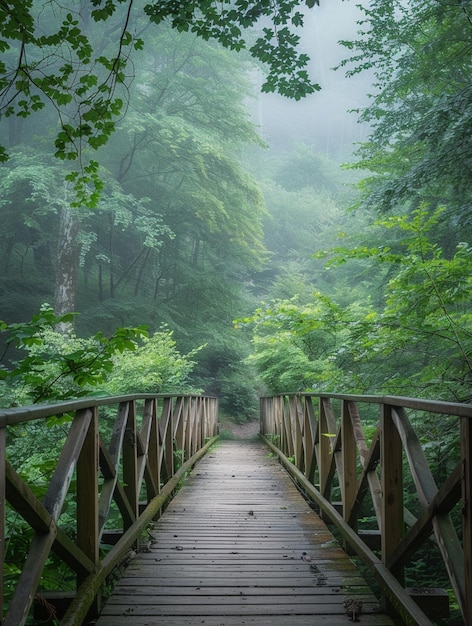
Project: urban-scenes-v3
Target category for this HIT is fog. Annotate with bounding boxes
[255,0,372,157]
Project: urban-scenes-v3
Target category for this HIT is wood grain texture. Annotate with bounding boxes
[95,440,395,625]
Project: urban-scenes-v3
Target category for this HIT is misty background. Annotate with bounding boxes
[255,0,372,154]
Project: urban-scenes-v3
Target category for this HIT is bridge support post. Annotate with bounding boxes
[461,416,472,626]
[342,400,357,533]
[381,403,404,611]
[77,406,100,617]
[0,427,5,619]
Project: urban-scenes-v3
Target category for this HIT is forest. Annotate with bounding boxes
[1,1,471,622]
[1,0,471,414]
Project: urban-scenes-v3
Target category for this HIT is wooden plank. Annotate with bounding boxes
[61,436,218,626]
[95,441,395,626]
[96,616,397,626]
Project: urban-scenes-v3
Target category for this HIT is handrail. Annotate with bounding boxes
[260,393,472,626]
[0,394,219,625]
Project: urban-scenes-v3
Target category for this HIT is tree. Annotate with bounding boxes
[0,305,148,405]
[1,0,319,204]
[0,149,83,320]
[339,0,472,230]
[239,207,472,402]
[78,25,268,331]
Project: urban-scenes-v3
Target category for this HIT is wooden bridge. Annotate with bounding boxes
[0,392,471,625]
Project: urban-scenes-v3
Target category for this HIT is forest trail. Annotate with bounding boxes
[95,440,395,625]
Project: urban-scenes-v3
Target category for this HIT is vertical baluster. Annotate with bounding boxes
[304,397,317,484]
[140,399,159,500]
[289,396,300,467]
[319,398,332,500]
[123,401,138,525]
[160,397,174,484]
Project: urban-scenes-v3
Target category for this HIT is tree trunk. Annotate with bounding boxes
[54,205,79,330]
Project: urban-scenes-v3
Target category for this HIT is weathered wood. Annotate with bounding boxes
[140,398,159,499]
[0,427,5,618]
[260,392,472,625]
[386,462,462,570]
[263,436,433,626]
[462,415,472,626]
[122,400,139,526]
[303,396,317,483]
[5,461,52,532]
[5,409,94,626]
[1,394,218,626]
[160,396,174,482]
[95,616,396,625]
[61,436,218,626]
[381,404,404,583]
[77,407,100,616]
[77,407,99,569]
[342,400,357,528]
[392,407,466,611]
[95,441,395,626]
[319,397,336,501]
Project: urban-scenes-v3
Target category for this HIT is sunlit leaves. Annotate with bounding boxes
[101,330,202,395]
[239,207,472,400]
[0,304,148,405]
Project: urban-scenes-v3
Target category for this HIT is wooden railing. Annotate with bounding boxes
[260,393,472,626]
[0,394,218,625]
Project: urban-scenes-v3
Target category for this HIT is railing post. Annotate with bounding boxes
[259,397,265,436]
[342,400,357,530]
[461,415,472,625]
[77,406,100,614]
[289,396,301,469]
[381,403,404,585]
[144,398,159,498]
[0,425,5,619]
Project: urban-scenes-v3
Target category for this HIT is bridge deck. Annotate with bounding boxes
[95,440,395,625]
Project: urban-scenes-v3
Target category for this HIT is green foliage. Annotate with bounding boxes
[100,329,202,395]
[339,0,472,226]
[144,0,318,99]
[239,209,472,401]
[0,304,148,406]
[235,294,363,394]
[1,0,319,205]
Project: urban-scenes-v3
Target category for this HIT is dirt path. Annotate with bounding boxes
[218,418,260,440]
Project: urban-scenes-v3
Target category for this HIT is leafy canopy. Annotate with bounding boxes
[1,0,319,204]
